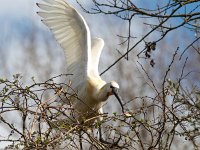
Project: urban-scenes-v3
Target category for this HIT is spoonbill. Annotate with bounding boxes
[37,0,124,146]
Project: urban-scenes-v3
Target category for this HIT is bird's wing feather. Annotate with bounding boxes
[90,38,104,77]
[37,0,91,88]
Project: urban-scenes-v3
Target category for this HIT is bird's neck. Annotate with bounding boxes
[87,77,107,102]
[97,84,110,102]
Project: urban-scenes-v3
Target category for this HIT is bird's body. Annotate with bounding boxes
[71,77,105,118]
[37,0,123,124]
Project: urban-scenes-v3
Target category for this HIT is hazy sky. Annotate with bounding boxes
[0,0,36,18]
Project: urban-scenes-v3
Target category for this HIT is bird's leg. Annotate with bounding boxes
[98,125,121,147]
[79,129,83,150]
[98,108,121,147]
[99,126,110,144]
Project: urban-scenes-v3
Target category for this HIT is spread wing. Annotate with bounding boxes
[37,0,91,88]
[90,38,104,77]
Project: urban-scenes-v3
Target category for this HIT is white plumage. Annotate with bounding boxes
[37,0,124,124]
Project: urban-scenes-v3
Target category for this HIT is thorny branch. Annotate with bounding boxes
[0,66,200,149]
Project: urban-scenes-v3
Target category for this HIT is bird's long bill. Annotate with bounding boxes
[112,88,125,114]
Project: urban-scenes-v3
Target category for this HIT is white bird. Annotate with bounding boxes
[37,0,124,145]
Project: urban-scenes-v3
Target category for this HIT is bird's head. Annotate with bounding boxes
[106,81,119,96]
[98,81,124,113]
